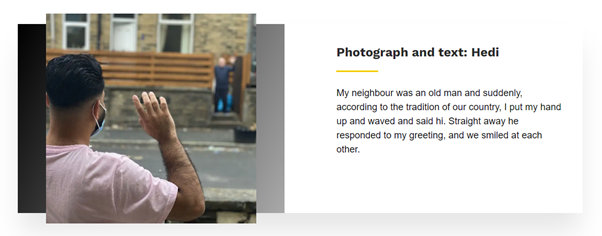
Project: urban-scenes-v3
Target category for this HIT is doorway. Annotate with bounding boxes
[111,14,137,52]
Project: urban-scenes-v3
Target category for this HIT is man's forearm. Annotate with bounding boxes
[159,136,204,202]
[132,92,205,220]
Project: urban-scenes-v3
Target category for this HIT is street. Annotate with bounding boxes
[94,146,256,190]
[49,128,257,190]
[92,128,235,143]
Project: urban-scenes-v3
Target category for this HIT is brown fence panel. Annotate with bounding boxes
[46,49,214,89]
[240,53,252,118]
[221,53,252,117]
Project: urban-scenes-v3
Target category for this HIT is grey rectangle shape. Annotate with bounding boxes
[19,24,47,213]
[256,24,285,213]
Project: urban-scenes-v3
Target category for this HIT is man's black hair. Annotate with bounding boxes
[46,54,104,109]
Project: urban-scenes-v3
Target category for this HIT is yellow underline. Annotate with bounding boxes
[336,70,378,72]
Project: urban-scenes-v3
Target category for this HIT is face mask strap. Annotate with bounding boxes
[92,100,102,129]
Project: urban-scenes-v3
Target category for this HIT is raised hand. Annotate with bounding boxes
[132,92,177,143]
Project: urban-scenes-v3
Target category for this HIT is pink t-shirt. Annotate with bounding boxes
[46,144,178,223]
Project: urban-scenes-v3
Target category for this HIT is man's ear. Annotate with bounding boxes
[46,93,50,108]
[93,100,101,120]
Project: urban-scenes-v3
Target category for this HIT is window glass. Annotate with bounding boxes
[161,14,191,21]
[66,26,86,49]
[159,25,191,53]
[65,14,87,22]
[114,14,135,19]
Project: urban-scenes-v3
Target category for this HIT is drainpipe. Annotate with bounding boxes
[97,14,102,50]
[50,14,55,48]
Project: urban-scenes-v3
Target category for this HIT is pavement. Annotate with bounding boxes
[47,128,256,198]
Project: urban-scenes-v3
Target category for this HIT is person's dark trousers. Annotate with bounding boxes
[214,88,229,113]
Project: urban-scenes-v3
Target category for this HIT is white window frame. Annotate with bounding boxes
[62,13,90,50]
[157,14,194,53]
[110,14,138,51]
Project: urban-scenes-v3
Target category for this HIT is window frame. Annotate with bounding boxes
[62,13,90,50]
[156,14,194,53]
[110,14,138,51]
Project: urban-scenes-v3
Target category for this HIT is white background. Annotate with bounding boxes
[284,24,583,213]
[1,0,601,235]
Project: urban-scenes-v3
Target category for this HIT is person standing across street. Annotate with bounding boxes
[214,56,236,113]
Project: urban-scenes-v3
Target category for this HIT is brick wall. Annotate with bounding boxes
[46,14,51,48]
[88,14,112,51]
[55,15,63,49]
[105,86,213,128]
[45,14,62,49]
[193,14,249,63]
[137,14,158,52]
[47,86,214,128]
[89,14,98,50]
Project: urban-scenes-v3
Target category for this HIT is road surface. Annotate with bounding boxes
[94,146,256,190]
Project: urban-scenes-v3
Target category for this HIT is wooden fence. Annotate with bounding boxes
[46,49,215,88]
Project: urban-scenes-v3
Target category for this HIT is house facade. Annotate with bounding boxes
[46,14,256,64]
